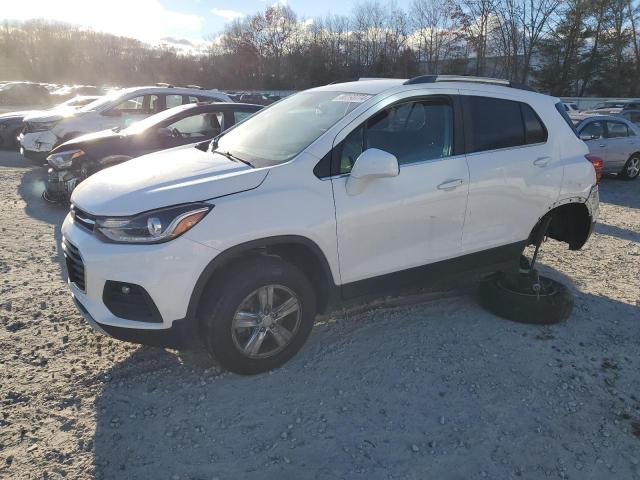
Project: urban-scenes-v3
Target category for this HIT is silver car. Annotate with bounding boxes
[575,115,640,180]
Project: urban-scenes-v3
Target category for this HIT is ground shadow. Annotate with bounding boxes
[13,155,69,284]
[90,264,640,480]
[599,175,640,210]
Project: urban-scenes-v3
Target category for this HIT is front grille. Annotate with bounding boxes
[71,205,96,232]
[63,238,86,291]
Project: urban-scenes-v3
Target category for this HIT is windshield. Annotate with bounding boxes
[122,104,195,134]
[78,91,122,112]
[217,90,372,166]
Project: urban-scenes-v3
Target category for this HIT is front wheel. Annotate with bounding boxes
[620,154,640,180]
[199,256,317,375]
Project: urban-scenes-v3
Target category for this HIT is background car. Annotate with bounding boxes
[584,100,640,115]
[575,115,640,180]
[0,82,51,110]
[0,95,100,150]
[44,102,261,201]
[19,85,234,161]
[50,85,102,101]
[562,102,579,113]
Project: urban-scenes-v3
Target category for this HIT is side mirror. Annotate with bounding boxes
[157,127,173,138]
[346,148,399,195]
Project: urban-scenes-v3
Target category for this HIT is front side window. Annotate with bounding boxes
[581,121,604,139]
[166,112,223,138]
[467,96,525,152]
[607,121,629,138]
[338,99,454,174]
[233,110,255,123]
[217,90,371,167]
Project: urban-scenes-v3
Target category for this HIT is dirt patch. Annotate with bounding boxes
[1,153,639,479]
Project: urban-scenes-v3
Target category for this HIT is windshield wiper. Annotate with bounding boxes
[212,149,254,168]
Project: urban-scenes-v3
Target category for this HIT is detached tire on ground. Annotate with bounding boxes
[478,273,574,325]
[198,255,317,375]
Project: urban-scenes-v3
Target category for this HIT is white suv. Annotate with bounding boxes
[19,86,232,161]
[61,77,599,374]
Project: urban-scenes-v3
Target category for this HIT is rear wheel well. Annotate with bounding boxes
[529,203,592,251]
[193,240,334,324]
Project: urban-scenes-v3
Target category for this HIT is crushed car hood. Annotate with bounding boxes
[71,148,268,216]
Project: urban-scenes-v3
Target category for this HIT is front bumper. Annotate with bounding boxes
[19,131,58,154]
[45,168,79,202]
[62,213,220,345]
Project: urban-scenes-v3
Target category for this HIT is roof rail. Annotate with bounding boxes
[329,77,399,85]
[403,75,535,92]
[155,82,174,88]
[185,84,204,90]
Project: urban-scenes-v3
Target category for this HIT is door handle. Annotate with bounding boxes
[437,178,464,190]
[533,156,550,167]
[599,144,606,148]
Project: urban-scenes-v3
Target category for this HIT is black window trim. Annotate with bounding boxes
[462,95,548,155]
[313,94,464,179]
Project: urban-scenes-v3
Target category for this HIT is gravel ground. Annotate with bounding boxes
[1,149,639,480]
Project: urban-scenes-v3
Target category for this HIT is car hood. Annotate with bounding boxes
[71,147,268,216]
[23,108,78,122]
[65,128,119,145]
[0,110,35,120]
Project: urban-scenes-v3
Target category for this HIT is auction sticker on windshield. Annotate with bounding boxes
[331,93,372,103]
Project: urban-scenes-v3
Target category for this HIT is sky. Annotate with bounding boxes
[1,0,413,49]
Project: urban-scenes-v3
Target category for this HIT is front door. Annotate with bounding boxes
[331,97,470,289]
[580,119,608,166]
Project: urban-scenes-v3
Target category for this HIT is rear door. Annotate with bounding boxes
[331,94,470,287]
[605,120,636,169]
[460,94,561,253]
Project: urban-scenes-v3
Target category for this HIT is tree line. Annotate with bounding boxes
[2,0,640,97]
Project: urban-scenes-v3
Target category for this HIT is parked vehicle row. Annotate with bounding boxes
[0,96,100,149]
[19,85,233,161]
[574,115,640,179]
[44,102,262,201]
[59,76,599,374]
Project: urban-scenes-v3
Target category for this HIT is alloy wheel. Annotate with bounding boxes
[231,284,301,359]
[626,157,640,178]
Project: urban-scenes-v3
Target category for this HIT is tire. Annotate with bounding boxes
[199,255,317,375]
[620,154,640,180]
[478,273,574,325]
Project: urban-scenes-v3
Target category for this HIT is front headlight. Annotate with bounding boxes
[47,149,85,168]
[31,119,61,132]
[94,203,212,244]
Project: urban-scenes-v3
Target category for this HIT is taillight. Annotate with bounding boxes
[586,154,603,184]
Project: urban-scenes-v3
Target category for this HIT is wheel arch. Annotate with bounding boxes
[529,201,593,251]
[186,235,338,324]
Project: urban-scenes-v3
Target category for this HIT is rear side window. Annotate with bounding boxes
[607,121,629,138]
[466,97,525,152]
[521,104,547,144]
